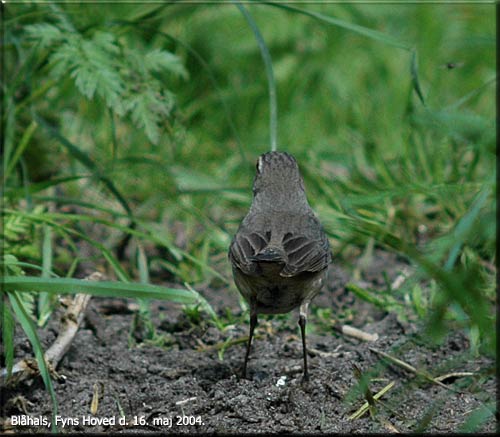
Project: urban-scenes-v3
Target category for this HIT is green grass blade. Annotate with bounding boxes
[235,1,278,152]
[38,224,54,327]
[66,258,80,278]
[4,121,37,181]
[458,401,496,433]
[136,244,154,339]
[413,396,446,432]
[3,208,132,282]
[33,194,129,217]
[102,251,131,282]
[0,259,60,277]
[3,276,199,304]
[3,208,229,284]
[446,76,496,111]
[264,2,411,51]
[1,297,16,378]
[184,282,223,330]
[4,175,91,200]
[410,49,426,106]
[444,183,491,271]
[2,99,16,179]
[137,244,150,284]
[8,291,58,432]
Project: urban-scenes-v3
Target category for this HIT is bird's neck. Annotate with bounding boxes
[251,191,310,214]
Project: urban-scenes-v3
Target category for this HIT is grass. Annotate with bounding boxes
[1,2,496,432]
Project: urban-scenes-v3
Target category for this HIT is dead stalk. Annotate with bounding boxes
[369,348,462,393]
[1,272,102,385]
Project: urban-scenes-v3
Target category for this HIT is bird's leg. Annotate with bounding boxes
[242,312,258,379]
[298,302,310,382]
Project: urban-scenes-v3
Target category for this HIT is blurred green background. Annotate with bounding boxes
[2,1,496,370]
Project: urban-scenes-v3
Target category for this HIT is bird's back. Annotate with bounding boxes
[230,210,331,277]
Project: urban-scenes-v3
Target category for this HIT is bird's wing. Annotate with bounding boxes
[280,230,331,277]
[228,231,269,274]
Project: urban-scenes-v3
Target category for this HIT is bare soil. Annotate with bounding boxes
[1,250,497,434]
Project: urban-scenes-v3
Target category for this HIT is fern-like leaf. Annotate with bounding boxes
[24,23,64,49]
[144,49,188,78]
[50,32,125,114]
[27,23,186,143]
[125,88,174,145]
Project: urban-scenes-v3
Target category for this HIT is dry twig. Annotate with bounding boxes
[1,272,102,386]
[307,344,342,358]
[369,348,462,393]
[349,381,396,420]
[434,372,474,382]
[341,325,379,342]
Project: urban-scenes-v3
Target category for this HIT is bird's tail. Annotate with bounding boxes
[249,246,286,262]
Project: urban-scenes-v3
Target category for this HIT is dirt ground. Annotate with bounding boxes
[1,250,497,434]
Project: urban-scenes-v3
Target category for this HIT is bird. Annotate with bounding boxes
[228,151,331,381]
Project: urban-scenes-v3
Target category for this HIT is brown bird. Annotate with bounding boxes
[228,151,331,381]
